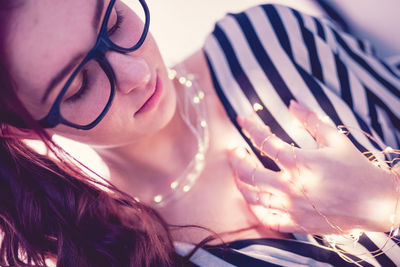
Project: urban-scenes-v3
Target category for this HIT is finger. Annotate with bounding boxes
[235,180,289,210]
[249,205,303,233]
[227,149,290,193]
[289,100,341,147]
[237,116,299,167]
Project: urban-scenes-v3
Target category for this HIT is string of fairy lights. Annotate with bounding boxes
[133,66,400,263]
[248,100,400,264]
[146,68,209,207]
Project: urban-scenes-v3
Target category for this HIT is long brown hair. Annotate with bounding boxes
[0,2,186,266]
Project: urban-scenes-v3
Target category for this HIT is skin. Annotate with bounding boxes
[228,102,398,234]
[5,0,285,243]
[5,0,396,241]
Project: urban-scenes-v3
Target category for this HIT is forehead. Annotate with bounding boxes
[6,0,104,112]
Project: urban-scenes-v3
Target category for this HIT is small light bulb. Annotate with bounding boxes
[200,120,207,128]
[187,173,197,181]
[234,147,247,159]
[170,181,179,189]
[154,195,163,203]
[193,97,200,104]
[384,146,394,153]
[179,77,186,84]
[195,163,203,172]
[394,228,399,236]
[198,91,205,99]
[318,115,330,124]
[185,81,193,87]
[195,153,205,161]
[168,69,177,79]
[271,138,285,149]
[349,229,363,238]
[183,185,191,192]
[253,103,264,112]
[281,170,291,181]
[134,197,140,202]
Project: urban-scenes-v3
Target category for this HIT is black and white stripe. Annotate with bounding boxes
[199,3,400,266]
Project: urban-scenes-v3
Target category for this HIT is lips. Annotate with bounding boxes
[134,74,163,115]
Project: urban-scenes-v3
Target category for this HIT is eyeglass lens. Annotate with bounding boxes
[60,1,146,127]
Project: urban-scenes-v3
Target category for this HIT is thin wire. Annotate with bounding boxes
[256,123,400,264]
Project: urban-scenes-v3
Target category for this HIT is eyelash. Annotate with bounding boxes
[107,9,125,36]
[65,70,89,103]
[66,10,124,104]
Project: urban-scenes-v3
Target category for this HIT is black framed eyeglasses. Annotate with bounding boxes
[38,0,150,130]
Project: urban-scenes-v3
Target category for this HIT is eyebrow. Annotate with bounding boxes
[41,0,105,103]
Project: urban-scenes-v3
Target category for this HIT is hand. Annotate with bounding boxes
[227,100,399,234]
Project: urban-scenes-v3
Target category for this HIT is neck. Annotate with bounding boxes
[95,72,203,205]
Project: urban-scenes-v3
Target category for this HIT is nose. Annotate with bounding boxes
[107,51,151,94]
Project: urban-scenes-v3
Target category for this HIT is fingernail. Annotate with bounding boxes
[290,101,308,113]
[289,99,297,107]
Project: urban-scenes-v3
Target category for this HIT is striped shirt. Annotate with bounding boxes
[176,4,400,267]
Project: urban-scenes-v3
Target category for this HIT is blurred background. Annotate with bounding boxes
[144,0,324,65]
[143,0,400,65]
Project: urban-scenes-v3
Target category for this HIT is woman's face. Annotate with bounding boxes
[6,0,177,147]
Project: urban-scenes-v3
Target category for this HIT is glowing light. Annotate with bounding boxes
[179,77,186,84]
[170,181,179,189]
[234,147,247,159]
[250,205,291,226]
[384,146,394,153]
[195,163,204,172]
[154,195,163,203]
[200,120,207,128]
[294,169,320,190]
[195,153,205,161]
[193,96,200,103]
[348,229,363,239]
[198,91,205,99]
[318,115,330,124]
[183,185,191,192]
[338,129,347,134]
[253,102,264,112]
[187,173,197,181]
[390,214,396,224]
[185,80,193,87]
[291,118,303,129]
[368,199,397,223]
[134,197,140,202]
[281,170,291,181]
[394,228,400,236]
[324,235,338,246]
[168,69,177,79]
[271,138,285,149]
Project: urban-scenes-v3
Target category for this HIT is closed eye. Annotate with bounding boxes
[107,9,124,36]
[64,70,90,103]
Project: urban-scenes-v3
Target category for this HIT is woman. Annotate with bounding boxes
[1,0,399,266]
